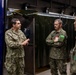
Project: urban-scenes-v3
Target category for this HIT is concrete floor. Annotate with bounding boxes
[36,62,70,75]
[3,62,70,75]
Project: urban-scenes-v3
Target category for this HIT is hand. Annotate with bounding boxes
[21,39,30,46]
[54,36,59,42]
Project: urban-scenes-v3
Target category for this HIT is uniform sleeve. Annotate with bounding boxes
[52,31,67,47]
[5,32,21,48]
[46,32,54,45]
[21,31,27,41]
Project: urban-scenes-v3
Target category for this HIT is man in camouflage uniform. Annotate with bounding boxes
[5,18,30,75]
[46,19,67,75]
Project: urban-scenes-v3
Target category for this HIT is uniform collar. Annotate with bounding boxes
[11,28,20,34]
[55,28,62,33]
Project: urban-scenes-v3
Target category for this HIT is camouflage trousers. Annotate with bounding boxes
[4,57,25,75]
[49,58,67,75]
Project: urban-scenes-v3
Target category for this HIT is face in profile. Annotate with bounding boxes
[54,21,61,31]
[14,20,21,30]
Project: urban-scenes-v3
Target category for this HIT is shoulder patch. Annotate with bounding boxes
[59,35,65,42]
[60,35,65,39]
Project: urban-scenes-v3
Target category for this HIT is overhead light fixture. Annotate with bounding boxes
[46,7,49,13]
[25,6,28,10]
[61,10,64,15]
[73,12,75,16]
[21,3,30,10]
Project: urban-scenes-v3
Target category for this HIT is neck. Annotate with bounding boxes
[56,28,62,32]
[12,27,18,32]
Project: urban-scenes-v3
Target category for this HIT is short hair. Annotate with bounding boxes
[54,19,63,24]
[11,18,20,25]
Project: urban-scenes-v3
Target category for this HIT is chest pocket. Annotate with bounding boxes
[51,32,59,39]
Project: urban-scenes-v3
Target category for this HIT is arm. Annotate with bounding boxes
[20,30,27,41]
[46,31,54,45]
[52,32,67,47]
[20,31,30,45]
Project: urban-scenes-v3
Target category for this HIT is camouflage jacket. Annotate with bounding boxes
[70,43,76,73]
[5,28,27,58]
[46,28,67,59]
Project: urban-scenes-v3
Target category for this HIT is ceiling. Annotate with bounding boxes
[7,0,76,15]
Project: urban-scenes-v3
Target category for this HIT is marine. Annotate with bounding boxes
[46,19,67,75]
[4,18,30,75]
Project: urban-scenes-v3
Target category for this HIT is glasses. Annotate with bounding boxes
[54,24,59,25]
[16,23,21,24]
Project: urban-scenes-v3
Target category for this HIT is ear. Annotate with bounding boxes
[60,24,62,27]
[13,24,15,27]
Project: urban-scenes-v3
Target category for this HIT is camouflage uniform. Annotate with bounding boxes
[70,20,76,75]
[46,28,67,75]
[70,33,76,75]
[5,28,26,75]
[70,45,76,75]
